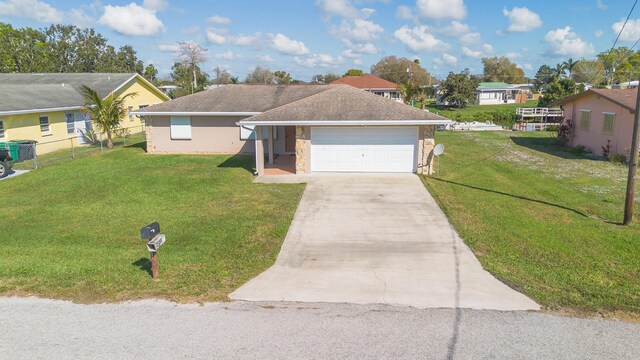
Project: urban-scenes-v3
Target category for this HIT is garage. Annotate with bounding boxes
[310,127,417,173]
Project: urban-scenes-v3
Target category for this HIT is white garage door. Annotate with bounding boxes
[311,127,418,173]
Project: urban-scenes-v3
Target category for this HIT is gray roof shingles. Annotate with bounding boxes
[240,85,450,122]
[0,73,136,112]
[141,84,333,113]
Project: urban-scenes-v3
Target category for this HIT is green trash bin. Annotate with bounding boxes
[0,141,21,162]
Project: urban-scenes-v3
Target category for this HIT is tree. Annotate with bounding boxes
[143,64,158,83]
[572,60,605,85]
[274,70,292,84]
[397,82,419,105]
[169,61,209,97]
[597,47,640,85]
[533,65,555,92]
[245,66,275,84]
[311,74,325,84]
[324,72,341,83]
[438,69,480,108]
[554,63,567,79]
[80,85,136,149]
[481,56,525,84]
[538,78,575,107]
[344,68,363,76]
[563,58,579,79]
[116,45,144,74]
[370,56,434,86]
[212,66,232,85]
[177,41,208,93]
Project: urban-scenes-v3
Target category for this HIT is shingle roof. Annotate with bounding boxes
[240,85,450,124]
[140,84,332,113]
[550,88,637,112]
[329,74,398,90]
[0,73,139,113]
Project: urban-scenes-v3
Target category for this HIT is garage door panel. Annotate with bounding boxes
[311,127,417,173]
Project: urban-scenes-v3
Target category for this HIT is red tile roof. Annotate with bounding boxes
[330,74,398,90]
[551,88,637,113]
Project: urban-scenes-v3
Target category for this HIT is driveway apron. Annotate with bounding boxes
[230,174,539,311]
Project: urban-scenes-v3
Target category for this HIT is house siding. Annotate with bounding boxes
[148,115,288,154]
[563,93,635,159]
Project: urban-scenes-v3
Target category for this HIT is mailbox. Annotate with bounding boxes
[146,234,166,252]
[141,222,160,240]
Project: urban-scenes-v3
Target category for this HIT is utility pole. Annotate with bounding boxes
[623,84,640,225]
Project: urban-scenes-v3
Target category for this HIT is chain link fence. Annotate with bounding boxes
[1,125,145,171]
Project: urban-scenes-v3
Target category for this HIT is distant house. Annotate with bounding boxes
[474,82,527,105]
[330,74,403,102]
[0,73,169,154]
[612,81,638,89]
[435,82,527,106]
[551,89,637,159]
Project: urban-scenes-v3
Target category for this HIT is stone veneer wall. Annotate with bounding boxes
[145,119,155,153]
[419,125,436,175]
[295,126,309,174]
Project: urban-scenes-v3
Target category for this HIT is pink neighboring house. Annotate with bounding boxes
[551,89,637,159]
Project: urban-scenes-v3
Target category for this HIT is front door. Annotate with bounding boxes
[285,126,296,153]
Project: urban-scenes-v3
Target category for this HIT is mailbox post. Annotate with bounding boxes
[141,222,165,280]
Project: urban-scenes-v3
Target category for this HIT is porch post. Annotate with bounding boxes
[255,126,265,175]
[267,126,274,165]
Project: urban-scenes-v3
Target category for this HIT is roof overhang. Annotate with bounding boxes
[131,111,262,116]
[0,105,82,116]
[237,119,453,126]
[111,74,171,101]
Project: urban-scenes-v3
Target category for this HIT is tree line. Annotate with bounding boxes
[0,22,157,81]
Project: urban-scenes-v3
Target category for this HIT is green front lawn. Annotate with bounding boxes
[0,139,304,303]
[423,100,538,123]
[423,131,640,316]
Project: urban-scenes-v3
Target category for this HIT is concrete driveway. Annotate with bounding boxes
[230,174,539,311]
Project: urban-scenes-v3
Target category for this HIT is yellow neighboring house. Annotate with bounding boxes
[0,73,169,155]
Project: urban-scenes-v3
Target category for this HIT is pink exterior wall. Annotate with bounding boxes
[148,115,287,154]
[564,93,635,159]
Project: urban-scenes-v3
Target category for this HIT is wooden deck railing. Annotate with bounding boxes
[515,107,564,117]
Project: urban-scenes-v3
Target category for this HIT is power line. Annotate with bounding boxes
[589,0,638,85]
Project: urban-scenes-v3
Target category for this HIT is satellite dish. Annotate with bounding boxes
[434,144,445,156]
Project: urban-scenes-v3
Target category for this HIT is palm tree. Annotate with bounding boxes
[80,85,137,149]
[562,58,580,79]
[397,82,419,105]
[554,63,567,79]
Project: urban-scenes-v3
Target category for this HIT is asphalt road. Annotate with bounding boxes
[1,297,639,359]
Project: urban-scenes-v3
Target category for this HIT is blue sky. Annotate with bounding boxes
[1,0,639,81]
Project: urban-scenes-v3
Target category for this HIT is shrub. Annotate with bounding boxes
[609,153,626,164]
[546,125,558,132]
[570,145,586,156]
[557,118,573,145]
[492,109,516,127]
[602,140,611,159]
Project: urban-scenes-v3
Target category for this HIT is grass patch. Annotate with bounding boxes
[423,131,640,315]
[0,138,304,303]
[423,100,538,126]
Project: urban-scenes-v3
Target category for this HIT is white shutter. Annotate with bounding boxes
[170,116,192,140]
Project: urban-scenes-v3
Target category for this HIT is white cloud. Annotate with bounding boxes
[545,27,595,57]
[258,55,275,63]
[234,33,263,47]
[595,29,604,37]
[612,18,640,42]
[503,7,542,32]
[350,42,379,54]
[394,25,448,53]
[67,8,94,27]
[214,50,240,60]
[157,43,180,52]
[0,0,63,22]
[142,0,168,11]
[416,0,466,20]
[353,58,364,66]
[334,18,383,42]
[315,0,361,18]
[461,46,482,58]
[395,5,413,20]
[272,33,310,55]
[441,21,470,37]
[294,53,345,68]
[596,0,607,10]
[207,15,231,25]
[181,26,200,35]
[206,29,227,45]
[505,52,522,59]
[99,3,164,36]
[442,53,458,64]
[523,63,533,70]
[459,32,481,45]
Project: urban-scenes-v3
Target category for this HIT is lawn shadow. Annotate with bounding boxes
[218,154,255,174]
[132,257,153,278]
[509,136,587,160]
[433,177,590,219]
[125,141,148,151]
